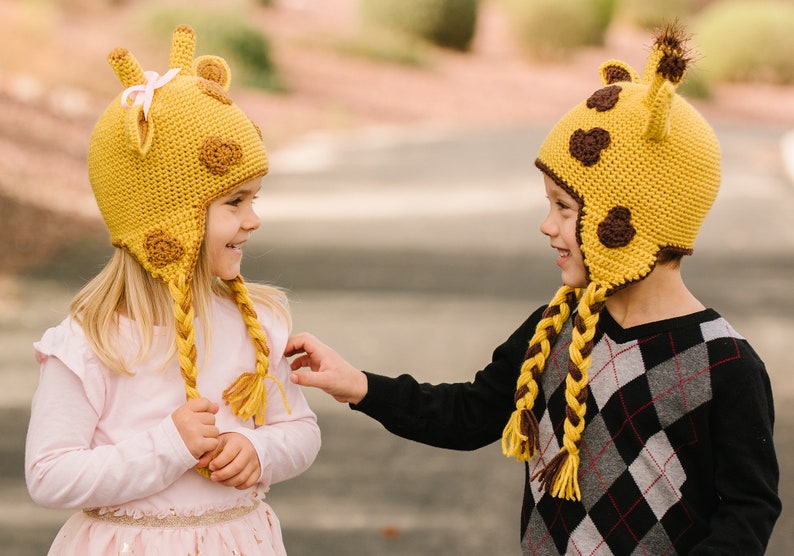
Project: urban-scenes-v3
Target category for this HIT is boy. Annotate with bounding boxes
[287,24,780,554]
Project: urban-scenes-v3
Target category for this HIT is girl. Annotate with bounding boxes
[25,25,320,555]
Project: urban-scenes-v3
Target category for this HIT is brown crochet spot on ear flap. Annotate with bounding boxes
[197,79,232,105]
[569,128,610,166]
[198,136,243,176]
[586,85,621,112]
[144,229,185,267]
[597,206,636,248]
[603,64,633,84]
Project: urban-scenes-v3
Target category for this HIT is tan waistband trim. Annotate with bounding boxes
[83,500,259,528]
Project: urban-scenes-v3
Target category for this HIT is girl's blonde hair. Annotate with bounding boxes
[70,243,290,376]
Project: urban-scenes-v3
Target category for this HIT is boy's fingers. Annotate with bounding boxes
[289,354,312,371]
[290,369,328,389]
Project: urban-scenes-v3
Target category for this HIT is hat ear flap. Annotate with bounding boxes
[124,104,154,157]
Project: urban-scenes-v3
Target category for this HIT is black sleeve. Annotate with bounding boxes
[690,339,781,555]
[350,306,545,451]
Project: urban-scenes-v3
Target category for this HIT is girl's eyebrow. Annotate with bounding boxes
[221,184,261,199]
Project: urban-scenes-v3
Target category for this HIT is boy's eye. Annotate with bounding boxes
[227,197,243,207]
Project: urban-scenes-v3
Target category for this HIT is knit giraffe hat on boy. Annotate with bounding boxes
[502,24,721,501]
[88,26,288,451]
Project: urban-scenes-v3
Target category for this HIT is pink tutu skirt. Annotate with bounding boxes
[47,501,286,555]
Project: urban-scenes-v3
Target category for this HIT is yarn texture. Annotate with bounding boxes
[502,24,721,500]
[88,26,289,476]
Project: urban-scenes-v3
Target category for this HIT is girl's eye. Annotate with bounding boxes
[227,197,243,207]
[556,201,570,210]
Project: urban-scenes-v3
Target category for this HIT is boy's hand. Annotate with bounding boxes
[171,397,220,459]
[208,432,261,489]
[286,332,368,404]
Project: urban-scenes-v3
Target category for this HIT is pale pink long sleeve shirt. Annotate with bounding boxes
[25,296,320,519]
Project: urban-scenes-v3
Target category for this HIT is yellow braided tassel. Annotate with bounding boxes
[503,286,580,461]
[534,282,607,501]
[168,278,214,477]
[169,278,200,401]
[222,277,291,425]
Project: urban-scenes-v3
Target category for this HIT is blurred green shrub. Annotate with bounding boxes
[677,67,711,99]
[145,7,283,91]
[696,0,794,84]
[615,0,695,29]
[500,0,616,60]
[358,0,479,52]
[334,27,431,67]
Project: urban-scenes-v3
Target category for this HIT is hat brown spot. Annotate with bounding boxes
[603,64,632,84]
[198,79,232,105]
[586,86,621,112]
[198,136,243,175]
[144,229,185,267]
[597,206,636,248]
[570,128,610,166]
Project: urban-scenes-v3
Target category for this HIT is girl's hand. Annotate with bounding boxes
[171,397,220,459]
[208,433,261,489]
[285,332,368,404]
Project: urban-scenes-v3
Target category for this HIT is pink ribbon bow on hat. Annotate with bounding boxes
[120,68,181,120]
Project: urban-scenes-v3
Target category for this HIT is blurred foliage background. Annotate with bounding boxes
[1,0,793,275]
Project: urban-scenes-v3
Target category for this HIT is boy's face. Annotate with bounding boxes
[206,179,262,281]
[540,174,587,288]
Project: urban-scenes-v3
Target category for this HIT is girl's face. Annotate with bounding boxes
[540,174,587,288]
[206,179,262,280]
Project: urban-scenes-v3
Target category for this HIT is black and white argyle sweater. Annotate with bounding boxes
[356,307,780,555]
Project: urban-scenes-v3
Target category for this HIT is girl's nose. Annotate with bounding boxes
[243,208,261,232]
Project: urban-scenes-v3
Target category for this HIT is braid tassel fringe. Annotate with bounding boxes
[502,286,580,461]
[169,278,213,478]
[222,277,291,425]
[530,283,606,501]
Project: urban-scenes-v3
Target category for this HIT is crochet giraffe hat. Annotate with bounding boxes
[88,26,288,445]
[502,24,721,501]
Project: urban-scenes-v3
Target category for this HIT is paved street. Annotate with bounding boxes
[1,122,793,555]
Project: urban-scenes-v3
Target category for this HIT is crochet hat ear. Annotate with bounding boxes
[194,55,232,91]
[599,59,638,85]
[123,104,154,157]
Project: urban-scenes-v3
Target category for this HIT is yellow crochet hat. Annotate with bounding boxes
[88,26,286,464]
[503,24,721,500]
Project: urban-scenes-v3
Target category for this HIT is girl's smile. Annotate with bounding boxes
[207,179,262,281]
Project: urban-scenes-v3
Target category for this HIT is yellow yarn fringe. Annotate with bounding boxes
[502,286,580,461]
[222,277,291,425]
[534,447,582,501]
[532,282,607,501]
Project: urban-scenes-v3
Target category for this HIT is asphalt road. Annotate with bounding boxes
[1,122,792,555]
